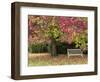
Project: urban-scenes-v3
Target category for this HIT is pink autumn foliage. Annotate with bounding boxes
[59,16,87,33]
[59,16,87,44]
[28,16,87,44]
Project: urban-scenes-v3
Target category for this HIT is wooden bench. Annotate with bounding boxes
[67,49,83,58]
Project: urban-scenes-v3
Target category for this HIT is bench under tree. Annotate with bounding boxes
[67,49,83,58]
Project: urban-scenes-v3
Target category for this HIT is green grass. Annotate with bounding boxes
[28,53,88,66]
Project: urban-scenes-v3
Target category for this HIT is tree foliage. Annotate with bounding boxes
[28,15,88,50]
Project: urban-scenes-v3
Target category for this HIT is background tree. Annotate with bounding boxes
[59,16,88,51]
[28,15,88,56]
[28,16,62,56]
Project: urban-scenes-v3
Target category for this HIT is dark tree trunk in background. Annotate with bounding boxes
[49,38,58,56]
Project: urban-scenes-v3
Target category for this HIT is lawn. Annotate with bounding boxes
[28,53,88,66]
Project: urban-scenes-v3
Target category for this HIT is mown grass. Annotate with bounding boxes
[28,53,88,66]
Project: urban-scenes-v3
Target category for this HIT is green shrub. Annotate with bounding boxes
[28,43,48,53]
[28,42,81,54]
[56,42,67,54]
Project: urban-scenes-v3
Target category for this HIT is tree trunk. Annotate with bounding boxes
[49,38,57,56]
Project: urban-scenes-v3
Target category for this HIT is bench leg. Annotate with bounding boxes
[67,52,70,58]
[81,54,83,57]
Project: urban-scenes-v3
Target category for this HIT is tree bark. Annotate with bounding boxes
[49,38,57,56]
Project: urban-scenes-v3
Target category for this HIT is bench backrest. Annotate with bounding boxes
[67,49,82,54]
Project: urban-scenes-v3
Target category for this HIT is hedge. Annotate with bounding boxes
[28,42,87,54]
[28,43,48,53]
